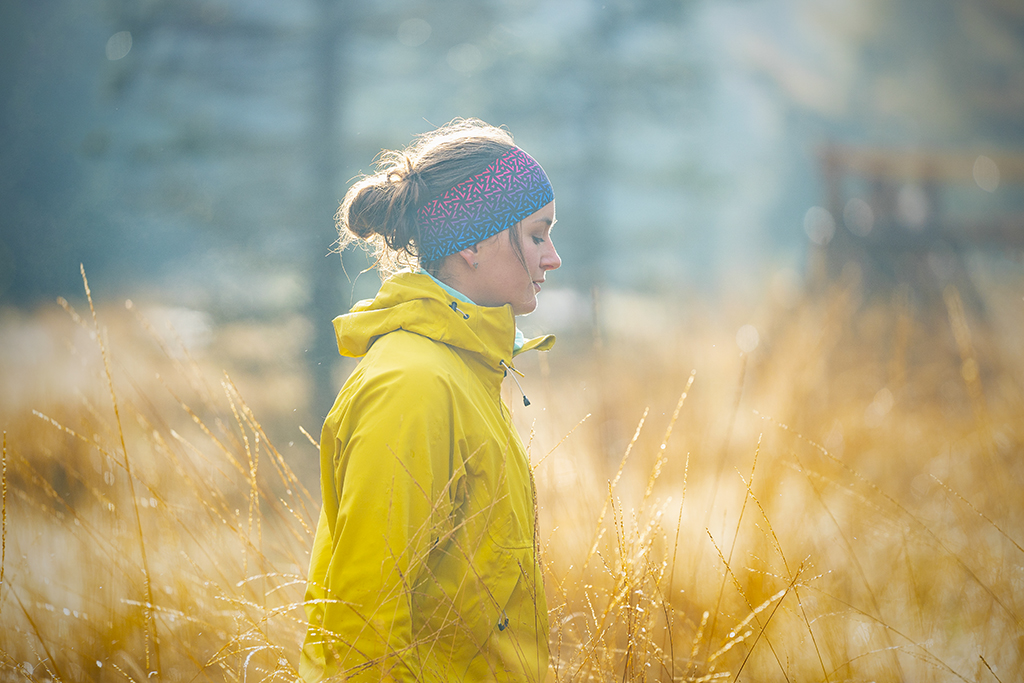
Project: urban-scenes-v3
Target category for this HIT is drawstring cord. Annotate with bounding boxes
[501,360,531,407]
[450,299,530,407]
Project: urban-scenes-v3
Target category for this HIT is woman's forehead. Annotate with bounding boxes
[525,202,555,226]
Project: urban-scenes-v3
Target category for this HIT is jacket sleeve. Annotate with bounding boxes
[307,365,455,682]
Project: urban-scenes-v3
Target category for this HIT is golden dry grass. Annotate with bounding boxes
[1,264,1022,682]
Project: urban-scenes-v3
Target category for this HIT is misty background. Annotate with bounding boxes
[2,0,1023,427]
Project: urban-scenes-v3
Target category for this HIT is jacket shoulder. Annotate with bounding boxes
[337,330,466,413]
[366,328,462,376]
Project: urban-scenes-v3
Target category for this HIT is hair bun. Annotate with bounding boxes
[334,118,515,274]
[343,181,392,240]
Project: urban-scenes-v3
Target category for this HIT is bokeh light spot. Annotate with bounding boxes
[843,197,874,237]
[736,324,759,353]
[448,43,482,73]
[961,358,978,383]
[803,206,835,245]
[973,155,999,193]
[864,387,894,426]
[897,185,928,230]
[397,19,431,47]
[105,31,132,61]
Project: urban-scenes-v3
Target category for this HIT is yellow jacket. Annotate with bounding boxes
[301,271,554,682]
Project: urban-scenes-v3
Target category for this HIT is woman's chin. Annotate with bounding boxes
[512,296,538,317]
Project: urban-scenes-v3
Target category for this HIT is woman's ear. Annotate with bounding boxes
[457,244,479,270]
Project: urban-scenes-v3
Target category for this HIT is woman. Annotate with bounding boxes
[301,119,561,682]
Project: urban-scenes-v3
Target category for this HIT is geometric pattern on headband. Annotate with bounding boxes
[416,146,554,263]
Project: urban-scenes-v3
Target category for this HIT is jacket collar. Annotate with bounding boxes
[333,271,554,370]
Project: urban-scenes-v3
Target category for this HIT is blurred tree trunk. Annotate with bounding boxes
[308,0,350,422]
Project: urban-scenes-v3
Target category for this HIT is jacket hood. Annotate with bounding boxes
[334,271,554,369]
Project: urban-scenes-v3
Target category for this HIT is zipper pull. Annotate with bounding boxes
[449,301,469,319]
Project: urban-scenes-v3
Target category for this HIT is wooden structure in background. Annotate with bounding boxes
[812,144,1024,309]
[807,144,1024,396]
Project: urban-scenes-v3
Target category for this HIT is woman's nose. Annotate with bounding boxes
[542,239,561,271]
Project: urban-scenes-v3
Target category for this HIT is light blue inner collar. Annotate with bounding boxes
[422,268,473,305]
[420,269,525,352]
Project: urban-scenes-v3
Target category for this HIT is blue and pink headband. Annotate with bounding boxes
[416,146,554,263]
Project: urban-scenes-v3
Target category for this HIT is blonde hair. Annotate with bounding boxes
[336,118,516,275]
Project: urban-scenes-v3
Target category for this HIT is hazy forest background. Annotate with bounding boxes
[4,0,1024,427]
[2,0,1024,681]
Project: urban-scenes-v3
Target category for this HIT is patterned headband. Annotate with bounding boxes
[416,146,554,263]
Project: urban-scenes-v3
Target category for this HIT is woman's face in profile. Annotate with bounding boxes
[471,201,560,316]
